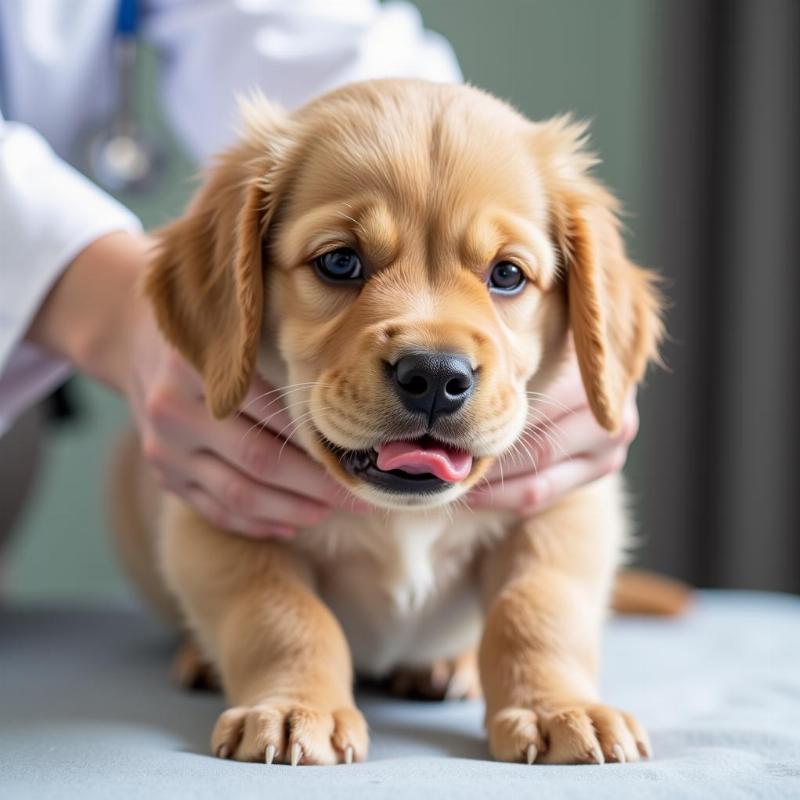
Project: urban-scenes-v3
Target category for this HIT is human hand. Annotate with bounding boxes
[126,303,366,540]
[29,231,358,539]
[29,233,636,536]
[468,357,639,515]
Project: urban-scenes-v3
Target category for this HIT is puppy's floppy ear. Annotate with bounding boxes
[144,96,292,418]
[534,117,665,432]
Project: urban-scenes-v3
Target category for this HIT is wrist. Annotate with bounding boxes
[26,231,153,395]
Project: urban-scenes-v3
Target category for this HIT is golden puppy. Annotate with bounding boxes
[113,79,664,766]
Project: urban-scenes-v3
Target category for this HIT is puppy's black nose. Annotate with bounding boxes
[392,352,475,421]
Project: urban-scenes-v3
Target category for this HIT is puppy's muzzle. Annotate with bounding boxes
[390,351,476,423]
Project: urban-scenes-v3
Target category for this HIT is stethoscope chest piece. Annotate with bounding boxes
[87,0,163,194]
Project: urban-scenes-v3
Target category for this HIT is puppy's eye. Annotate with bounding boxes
[314,248,363,284]
[488,261,526,295]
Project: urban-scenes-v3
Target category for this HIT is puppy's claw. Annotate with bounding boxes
[637,740,653,759]
[265,744,276,765]
[526,744,537,765]
[588,744,605,765]
[345,745,354,765]
[611,744,626,763]
[216,745,229,760]
[290,742,302,767]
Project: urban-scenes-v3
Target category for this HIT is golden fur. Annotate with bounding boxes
[114,79,666,766]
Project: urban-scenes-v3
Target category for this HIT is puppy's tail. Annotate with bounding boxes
[611,569,693,616]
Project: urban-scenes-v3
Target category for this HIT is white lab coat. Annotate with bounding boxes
[0,0,460,434]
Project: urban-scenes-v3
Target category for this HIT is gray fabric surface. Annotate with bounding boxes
[1,591,799,799]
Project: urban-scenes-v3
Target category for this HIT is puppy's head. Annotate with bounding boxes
[146,81,663,510]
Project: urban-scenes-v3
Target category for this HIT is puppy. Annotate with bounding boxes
[112,79,664,766]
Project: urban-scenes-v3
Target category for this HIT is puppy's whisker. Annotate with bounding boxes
[259,397,316,421]
[239,382,323,415]
[240,397,317,444]
[522,413,570,463]
[276,407,336,460]
[253,383,330,419]
[524,406,560,429]
[524,391,573,415]
[273,410,316,451]
[477,474,493,493]
[277,421,317,460]
[497,445,520,472]
[531,422,570,463]
[240,383,336,444]
[450,493,473,518]
[240,390,324,439]
[523,430,547,473]
[499,438,536,480]
[277,408,323,442]
[517,437,540,475]
[497,440,518,464]
[442,499,454,524]
[503,440,528,470]
[241,413,280,443]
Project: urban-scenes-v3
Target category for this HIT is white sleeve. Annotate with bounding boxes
[0,115,142,435]
[144,0,462,161]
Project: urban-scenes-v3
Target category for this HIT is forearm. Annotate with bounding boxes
[25,231,152,395]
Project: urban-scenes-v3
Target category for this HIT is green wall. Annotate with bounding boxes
[418,0,652,238]
[6,0,656,601]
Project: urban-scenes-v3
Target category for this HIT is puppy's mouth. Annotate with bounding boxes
[323,435,473,494]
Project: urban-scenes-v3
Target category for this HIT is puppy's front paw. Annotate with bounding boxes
[212,701,368,765]
[487,704,651,765]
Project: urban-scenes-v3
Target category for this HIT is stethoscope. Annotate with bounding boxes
[86,0,163,193]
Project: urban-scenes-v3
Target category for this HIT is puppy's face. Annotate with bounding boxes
[265,90,567,507]
[148,81,663,511]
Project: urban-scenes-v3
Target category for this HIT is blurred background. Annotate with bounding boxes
[1,0,797,601]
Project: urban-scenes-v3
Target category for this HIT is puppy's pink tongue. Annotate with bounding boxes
[375,441,473,483]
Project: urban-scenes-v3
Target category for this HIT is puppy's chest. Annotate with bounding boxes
[296,509,509,676]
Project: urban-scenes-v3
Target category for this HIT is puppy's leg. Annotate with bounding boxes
[479,477,651,765]
[160,498,367,765]
[172,637,220,691]
[388,649,481,701]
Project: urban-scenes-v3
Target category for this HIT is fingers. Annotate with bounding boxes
[144,369,353,509]
[238,374,294,433]
[233,378,372,514]
[529,355,591,415]
[471,391,639,514]
[490,393,637,482]
[178,484,297,540]
[205,411,348,508]
[186,451,333,529]
[491,408,604,482]
[470,453,623,515]
[484,355,595,484]
[142,369,371,534]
